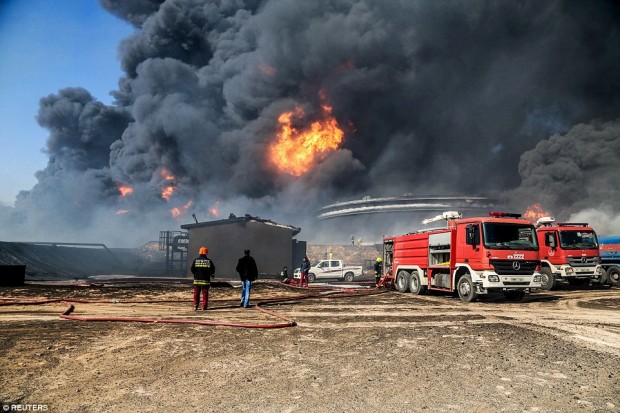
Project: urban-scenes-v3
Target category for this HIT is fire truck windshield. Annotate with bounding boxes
[482,223,538,250]
[559,230,598,250]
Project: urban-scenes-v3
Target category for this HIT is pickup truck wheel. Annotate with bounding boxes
[457,274,478,303]
[408,271,427,295]
[608,266,620,286]
[344,272,354,282]
[539,268,556,290]
[396,271,410,293]
[308,273,316,283]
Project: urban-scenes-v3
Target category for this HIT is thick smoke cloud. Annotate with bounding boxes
[37,88,131,172]
[507,119,620,234]
[100,0,164,27]
[1,0,619,246]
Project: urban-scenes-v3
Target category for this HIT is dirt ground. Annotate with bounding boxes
[1,280,619,413]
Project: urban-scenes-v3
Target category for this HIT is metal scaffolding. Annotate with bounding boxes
[158,231,189,275]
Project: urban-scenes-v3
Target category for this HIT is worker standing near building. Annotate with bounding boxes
[236,249,258,308]
[191,246,215,310]
[300,256,310,287]
[374,257,383,286]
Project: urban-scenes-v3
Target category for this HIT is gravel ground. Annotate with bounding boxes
[1,281,619,413]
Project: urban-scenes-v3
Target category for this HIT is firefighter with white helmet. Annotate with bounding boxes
[191,246,215,310]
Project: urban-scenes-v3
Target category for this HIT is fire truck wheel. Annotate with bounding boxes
[596,270,610,286]
[457,274,478,303]
[409,271,427,295]
[539,268,556,290]
[608,266,620,286]
[396,271,410,293]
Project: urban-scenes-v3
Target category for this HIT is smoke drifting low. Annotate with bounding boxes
[1,0,620,246]
[508,120,620,231]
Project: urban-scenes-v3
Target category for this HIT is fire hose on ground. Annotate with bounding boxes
[0,281,388,329]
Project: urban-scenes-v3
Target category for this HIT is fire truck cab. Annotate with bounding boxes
[535,217,604,289]
[382,211,542,303]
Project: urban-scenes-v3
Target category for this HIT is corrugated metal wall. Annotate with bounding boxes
[185,220,300,279]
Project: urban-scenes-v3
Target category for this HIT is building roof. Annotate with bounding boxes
[181,214,301,236]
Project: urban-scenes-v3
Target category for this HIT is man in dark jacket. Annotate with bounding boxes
[300,256,310,287]
[236,249,258,308]
[191,246,215,310]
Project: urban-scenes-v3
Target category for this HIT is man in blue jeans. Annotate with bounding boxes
[235,249,258,308]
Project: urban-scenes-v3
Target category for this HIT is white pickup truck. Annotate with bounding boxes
[294,259,363,282]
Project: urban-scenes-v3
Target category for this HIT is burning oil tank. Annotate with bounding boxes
[318,195,497,219]
[313,195,499,243]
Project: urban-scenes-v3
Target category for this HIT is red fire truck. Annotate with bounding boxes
[535,217,604,289]
[381,211,542,303]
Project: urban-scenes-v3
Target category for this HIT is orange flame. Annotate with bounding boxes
[257,64,276,76]
[158,168,177,200]
[523,203,551,222]
[209,200,221,217]
[171,199,193,218]
[117,185,133,198]
[161,185,176,200]
[160,168,174,180]
[270,101,344,176]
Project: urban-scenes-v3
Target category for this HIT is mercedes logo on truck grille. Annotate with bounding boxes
[581,257,587,264]
[512,261,521,271]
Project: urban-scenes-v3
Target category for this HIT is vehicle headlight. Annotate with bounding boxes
[565,267,574,275]
[488,275,499,282]
[533,275,541,282]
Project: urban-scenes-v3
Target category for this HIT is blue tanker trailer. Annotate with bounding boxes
[599,236,620,286]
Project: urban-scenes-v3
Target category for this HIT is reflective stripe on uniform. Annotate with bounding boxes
[194,280,210,286]
[194,260,212,268]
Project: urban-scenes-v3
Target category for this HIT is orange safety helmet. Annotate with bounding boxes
[199,246,208,255]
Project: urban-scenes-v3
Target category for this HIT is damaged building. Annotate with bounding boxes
[181,215,306,279]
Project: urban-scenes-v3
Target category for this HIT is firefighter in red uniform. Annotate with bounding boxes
[191,246,215,310]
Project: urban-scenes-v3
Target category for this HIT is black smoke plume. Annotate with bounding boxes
[507,119,620,233]
[1,0,620,246]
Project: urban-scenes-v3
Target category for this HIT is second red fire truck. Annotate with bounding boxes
[382,211,542,302]
[535,217,604,289]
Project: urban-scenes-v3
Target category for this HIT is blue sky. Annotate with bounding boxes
[0,0,134,205]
